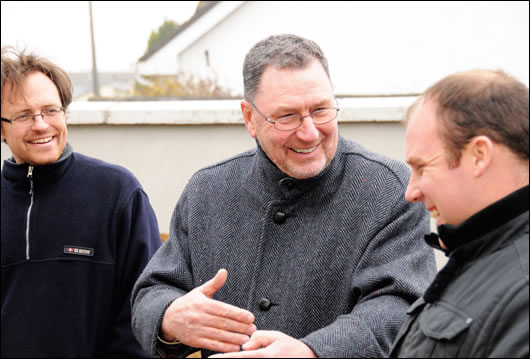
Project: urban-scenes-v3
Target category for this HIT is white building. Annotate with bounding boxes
[136,1,529,96]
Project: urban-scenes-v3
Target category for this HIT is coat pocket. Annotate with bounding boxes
[419,302,473,340]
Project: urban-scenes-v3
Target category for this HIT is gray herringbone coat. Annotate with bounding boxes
[131,137,437,357]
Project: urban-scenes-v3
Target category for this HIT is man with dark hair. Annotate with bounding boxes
[1,47,162,357]
[131,34,436,358]
[390,69,529,357]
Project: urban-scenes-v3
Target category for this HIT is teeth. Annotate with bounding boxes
[293,146,317,154]
[30,137,52,144]
[430,209,440,218]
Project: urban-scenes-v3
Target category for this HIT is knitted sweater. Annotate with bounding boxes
[132,136,436,357]
[1,143,161,357]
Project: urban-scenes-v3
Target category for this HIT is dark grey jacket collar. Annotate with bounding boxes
[248,137,345,201]
[3,142,74,187]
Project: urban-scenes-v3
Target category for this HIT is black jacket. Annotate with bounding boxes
[390,185,529,358]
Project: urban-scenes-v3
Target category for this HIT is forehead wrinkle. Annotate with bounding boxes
[274,94,334,113]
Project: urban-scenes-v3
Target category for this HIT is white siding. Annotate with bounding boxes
[143,1,529,96]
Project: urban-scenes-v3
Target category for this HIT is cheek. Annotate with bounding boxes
[321,122,338,140]
[322,126,338,153]
[419,174,435,193]
[260,126,289,147]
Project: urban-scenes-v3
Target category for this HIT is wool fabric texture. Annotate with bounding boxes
[132,136,437,357]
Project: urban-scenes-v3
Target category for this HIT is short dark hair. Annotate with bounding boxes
[243,34,331,102]
[1,46,73,109]
[417,69,529,167]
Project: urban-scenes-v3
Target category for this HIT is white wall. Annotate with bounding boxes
[2,97,415,232]
[177,1,529,96]
[136,1,244,76]
[0,121,411,234]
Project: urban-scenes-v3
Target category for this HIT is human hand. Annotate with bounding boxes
[160,268,256,352]
[208,330,317,358]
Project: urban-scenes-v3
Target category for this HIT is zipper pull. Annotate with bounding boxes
[27,165,34,195]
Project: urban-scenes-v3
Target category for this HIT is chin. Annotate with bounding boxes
[28,154,61,166]
[287,163,327,179]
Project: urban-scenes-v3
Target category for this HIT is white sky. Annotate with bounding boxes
[1,1,199,73]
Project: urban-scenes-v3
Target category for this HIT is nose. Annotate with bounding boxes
[31,114,49,130]
[295,116,319,142]
[405,174,422,203]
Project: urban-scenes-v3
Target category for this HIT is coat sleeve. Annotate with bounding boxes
[107,189,162,357]
[131,189,198,358]
[300,191,437,357]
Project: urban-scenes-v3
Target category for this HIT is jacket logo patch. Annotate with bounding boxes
[64,246,94,257]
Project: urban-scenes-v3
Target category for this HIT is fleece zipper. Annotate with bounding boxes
[25,165,34,260]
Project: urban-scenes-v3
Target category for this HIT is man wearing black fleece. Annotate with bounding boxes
[1,47,161,357]
[390,69,529,357]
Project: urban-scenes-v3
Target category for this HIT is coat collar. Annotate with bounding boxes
[245,137,346,202]
[422,185,529,303]
[424,185,529,255]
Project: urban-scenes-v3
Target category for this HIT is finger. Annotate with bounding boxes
[199,268,228,298]
[193,337,241,354]
[242,330,285,351]
[210,348,268,358]
[197,325,251,347]
[199,312,256,336]
[202,299,255,324]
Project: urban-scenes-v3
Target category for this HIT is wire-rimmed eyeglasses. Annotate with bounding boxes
[1,106,65,128]
[248,99,340,131]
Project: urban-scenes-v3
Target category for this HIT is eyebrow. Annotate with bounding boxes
[13,104,61,114]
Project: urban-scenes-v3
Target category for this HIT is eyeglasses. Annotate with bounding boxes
[1,106,65,128]
[248,99,340,131]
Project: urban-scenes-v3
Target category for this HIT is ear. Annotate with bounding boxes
[241,100,257,139]
[468,136,493,177]
[1,124,6,144]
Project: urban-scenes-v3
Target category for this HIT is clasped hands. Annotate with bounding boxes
[159,269,316,358]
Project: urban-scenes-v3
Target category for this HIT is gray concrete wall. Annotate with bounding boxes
[1,99,447,268]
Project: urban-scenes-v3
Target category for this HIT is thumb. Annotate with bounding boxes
[242,330,286,351]
[199,268,228,298]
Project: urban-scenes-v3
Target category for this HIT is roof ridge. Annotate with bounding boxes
[138,1,220,62]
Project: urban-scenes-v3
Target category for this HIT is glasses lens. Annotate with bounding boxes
[312,108,338,124]
[11,107,63,127]
[274,109,338,130]
[42,107,63,119]
[275,115,301,131]
[11,113,33,127]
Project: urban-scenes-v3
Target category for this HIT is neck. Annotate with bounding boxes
[471,152,528,216]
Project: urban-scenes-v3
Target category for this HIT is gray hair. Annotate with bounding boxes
[243,34,331,101]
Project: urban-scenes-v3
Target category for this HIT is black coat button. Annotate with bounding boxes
[259,297,272,311]
[280,178,295,190]
[273,211,287,224]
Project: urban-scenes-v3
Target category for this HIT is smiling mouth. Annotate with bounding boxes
[30,136,53,144]
[292,145,318,154]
